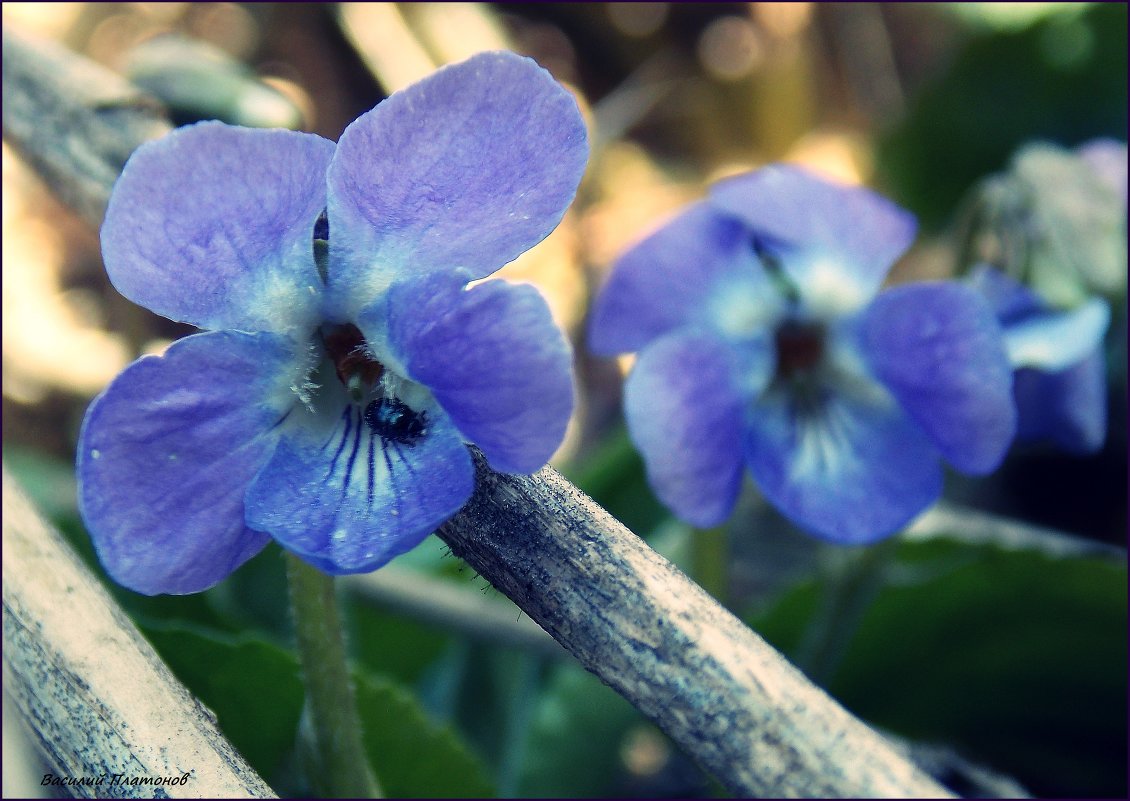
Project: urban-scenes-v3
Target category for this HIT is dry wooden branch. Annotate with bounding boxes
[1,27,170,229]
[2,26,953,798]
[2,468,275,799]
[438,453,952,798]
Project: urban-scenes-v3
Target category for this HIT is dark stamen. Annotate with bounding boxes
[319,324,428,447]
[322,323,384,388]
[775,321,825,379]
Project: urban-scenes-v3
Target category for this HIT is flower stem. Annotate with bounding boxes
[285,552,382,798]
[795,537,899,686]
[691,525,730,605]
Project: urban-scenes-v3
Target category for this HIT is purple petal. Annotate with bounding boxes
[966,263,1044,324]
[863,282,1016,475]
[1004,298,1110,372]
[370,270,573,474]
[967,265,1112,369]
[745,387,943,544]
[588,202,778,355]
[1077,138,1128,207]
[77,331,300,595]
[624,331,755,527]
[243,384,473,574]
[325,51,588,321]
[709,165,917,305]
[101,121,334,333]
[1014,352,1107,454]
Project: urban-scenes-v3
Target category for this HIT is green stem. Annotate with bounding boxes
[795,537,899,686]
[691,525,730,605]
[285,553,382,798]
[496,653,544,797]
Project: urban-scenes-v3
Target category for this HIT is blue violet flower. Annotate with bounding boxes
[589,165,1016,543]
[79,52,588,594]
[956,138,1125,455]
[968,264,1110,454]
[959,138,1128,308]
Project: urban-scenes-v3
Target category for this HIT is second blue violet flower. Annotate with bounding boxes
[589,165,1016,543]
[79,52,588,594]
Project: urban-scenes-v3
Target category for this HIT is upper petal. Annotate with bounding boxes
[77,331,300,595]
[744,386,943,544]
[368,270,574,474]
[862,282,1016,475]
[968,264,1112,369]
[101,121,334,334]
[243,385,473,574]
[588,201,778,355]
[325,51,588,321]
[1002,298,1110,372]
[1077,138,1128,207]
[709,165,917,306]
[625,330,760,527]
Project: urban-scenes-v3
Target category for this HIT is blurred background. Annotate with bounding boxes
[3,3,1126,798]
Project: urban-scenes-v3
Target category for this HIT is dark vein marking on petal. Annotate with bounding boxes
[270,407,295,431]
[366,428,376,508]
[381,439,401,524]
[322,405,352,452]
[341,405,363,498]
[327,405,353,475]
[391,440,418,482]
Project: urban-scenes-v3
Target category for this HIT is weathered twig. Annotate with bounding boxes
[2,27,952,798]
[2,467,275,798]
[438,453,951,798]
[1,27,170,229]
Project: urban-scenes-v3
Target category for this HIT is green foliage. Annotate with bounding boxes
[517,665,648,797]
[354,670,495,798]
[751,537,1128,797]
[879,3,1128,229]
[347,600,453,688]
[6,448,238,631]
[515,662,716,798]
[138,621,495,798]
[8,414,1127,798]
[139,626,304,782]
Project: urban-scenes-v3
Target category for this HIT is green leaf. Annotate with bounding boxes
[751,537,1128,797]
[4,446,81,523]
[355,669,495,798]
[141,621,494,797]
[346,598,453,688]
[878,3,1128,230]
[206,542,292,637]
[516,664,714,797]
[517,665,643,797]
[140,625,303,784]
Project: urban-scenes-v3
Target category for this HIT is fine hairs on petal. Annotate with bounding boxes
[291,336,324,412]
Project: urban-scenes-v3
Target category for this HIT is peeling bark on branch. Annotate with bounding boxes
[2,468,275,798]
